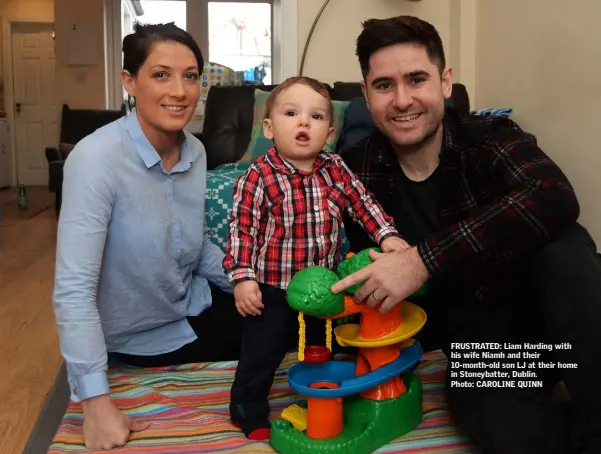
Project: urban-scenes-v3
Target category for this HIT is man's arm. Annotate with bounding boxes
[419,119,580,278]
[336,156,399,246]
[53,142,114,401]
[222,168,264,284]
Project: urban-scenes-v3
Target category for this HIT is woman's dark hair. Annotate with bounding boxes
[356,16,445,80]
[122,22,204,76]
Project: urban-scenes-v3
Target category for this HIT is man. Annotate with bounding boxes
[333,15,600,454]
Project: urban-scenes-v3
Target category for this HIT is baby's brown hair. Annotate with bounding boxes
[264,76,334,126]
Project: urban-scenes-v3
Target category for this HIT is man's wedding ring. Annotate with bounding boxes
[372,290,386,301]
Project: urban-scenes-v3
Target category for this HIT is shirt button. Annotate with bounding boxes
[314,204,320,211]
[73,388,78,395]
[179,304,184,311]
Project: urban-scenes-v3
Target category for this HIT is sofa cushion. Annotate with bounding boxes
[58,142,76,159]
[202,85,279,169]
[470,108,514,116]
[59,104,126,144]
[238,88,351,163]
[237,89,273,164]
[336,97,374,153]
[331,82,364,100]
[204,162,251,250]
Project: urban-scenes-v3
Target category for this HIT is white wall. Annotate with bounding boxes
[54,0,107,109]
[297,0,454,84]
[475,0,601,242]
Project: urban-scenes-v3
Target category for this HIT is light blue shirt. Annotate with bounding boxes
[53,110,232,402]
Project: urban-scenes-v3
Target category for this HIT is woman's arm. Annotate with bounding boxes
[53,140,115,401]
[195,226,232,293]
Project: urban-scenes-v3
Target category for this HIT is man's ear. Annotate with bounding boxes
[325,126,335,145]
[121,70,136,98]
[360,80,371,112]
[263,118,274,140]
[441,66,454,100]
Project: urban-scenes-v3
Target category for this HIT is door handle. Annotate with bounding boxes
[15,102,21,114]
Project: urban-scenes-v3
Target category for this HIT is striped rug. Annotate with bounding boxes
[49,350,476,453]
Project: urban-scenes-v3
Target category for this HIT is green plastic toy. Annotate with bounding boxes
[336,248,429,298]
[286,266,345,317]
[269,248,431,454]
[271,374,423,454]
[336,248,380,295]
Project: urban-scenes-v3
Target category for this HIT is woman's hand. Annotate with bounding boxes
[234,280,264,316]
[82,395,149,450]
[331,247,430,313]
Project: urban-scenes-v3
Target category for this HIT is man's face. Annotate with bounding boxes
[361,43,453,150]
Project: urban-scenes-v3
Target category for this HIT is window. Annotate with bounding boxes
[137,1,186,29]
[107,0,298,109]
[119,1,187,104]
[208,2,272,84]
[121,1,187,47]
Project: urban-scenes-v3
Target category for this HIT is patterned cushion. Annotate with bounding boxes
[238,88,351,164]
[204,163,250,251]
[204,162,350,259]
[470,108,513,116]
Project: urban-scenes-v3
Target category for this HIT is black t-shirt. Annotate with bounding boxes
[389,162,448,351]
[340,142,451,351]
[389,163,442,245]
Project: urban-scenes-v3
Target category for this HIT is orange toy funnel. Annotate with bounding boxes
[306,382,343,439]
[358,301,403,339]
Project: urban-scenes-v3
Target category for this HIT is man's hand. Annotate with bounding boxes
[331,247,430,313]
[82,394,149,450]
[380,235,410,252]
[234,280,264,316]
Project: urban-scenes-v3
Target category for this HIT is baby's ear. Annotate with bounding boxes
[263,119,274,140]
[325,126,335,145]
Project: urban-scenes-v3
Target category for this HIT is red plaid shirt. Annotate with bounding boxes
[223,147,398,289]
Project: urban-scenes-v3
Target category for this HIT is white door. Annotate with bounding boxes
[12,22,59,186]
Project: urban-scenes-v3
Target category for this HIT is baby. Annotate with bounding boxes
[223,76,407,439]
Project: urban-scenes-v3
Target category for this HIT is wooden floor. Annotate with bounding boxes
[0,187,62,454]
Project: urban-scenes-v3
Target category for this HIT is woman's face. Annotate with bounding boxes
[122,40,200,135]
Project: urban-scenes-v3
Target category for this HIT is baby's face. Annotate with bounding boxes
[263,83,334,163]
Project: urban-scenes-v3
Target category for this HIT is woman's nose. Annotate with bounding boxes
[170,77,186,98]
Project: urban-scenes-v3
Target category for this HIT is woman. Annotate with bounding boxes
[53,23,242,450]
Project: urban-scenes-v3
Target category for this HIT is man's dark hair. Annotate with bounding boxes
[356,16,446,79]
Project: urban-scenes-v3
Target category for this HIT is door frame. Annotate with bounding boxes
[3,18,55,187]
